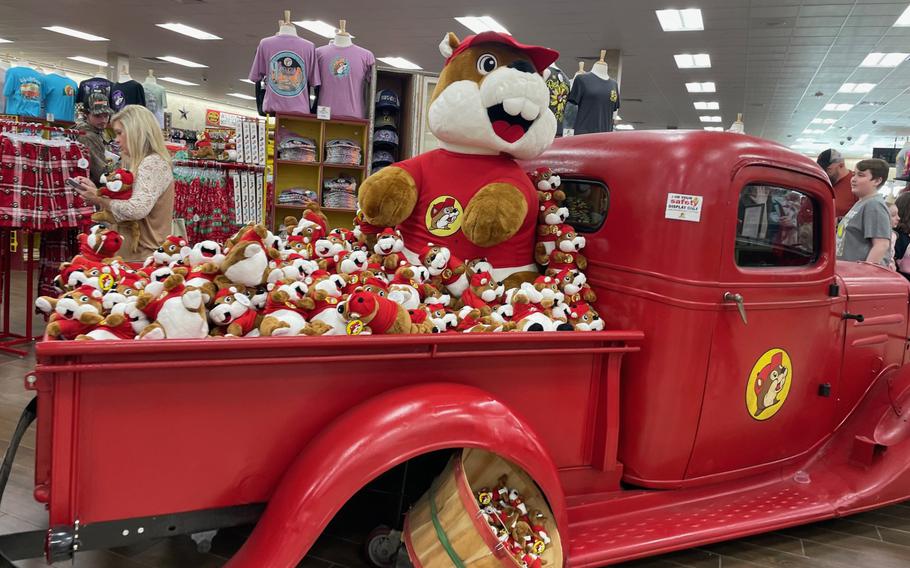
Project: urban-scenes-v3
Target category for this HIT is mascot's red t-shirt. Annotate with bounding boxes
[394,149,537,269]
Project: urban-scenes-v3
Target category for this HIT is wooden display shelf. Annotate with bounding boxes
[267,113,370,231]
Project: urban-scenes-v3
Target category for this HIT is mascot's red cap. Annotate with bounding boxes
[431,198,457,218]
[378,227,400,238]
[302,210,328,234]
[446,32,559,74]
[534,275,555,286]
[470,271,492,287]
[118,271,146,290]
[75,285,103,300]
[364,277,390,292]
[165,235,187,248]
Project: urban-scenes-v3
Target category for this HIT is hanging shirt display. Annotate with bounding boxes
[3,67,45,117]
[249,34,320,114]
[315,44,375,119]
[567,73,620,134]
[143,81,168,127]
[546,65,570,137]
[77,77,113,108]
[110,80,146,111]
[42,73,78,122]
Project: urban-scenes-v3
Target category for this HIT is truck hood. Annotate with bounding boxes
[836,260,910,300]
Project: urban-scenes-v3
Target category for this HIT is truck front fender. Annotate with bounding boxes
[226,382,566,568]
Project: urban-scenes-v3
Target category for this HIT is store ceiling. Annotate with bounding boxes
[1,0,908,157]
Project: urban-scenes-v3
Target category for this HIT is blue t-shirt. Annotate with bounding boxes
[3,67,45,117]
[42,73,78,122]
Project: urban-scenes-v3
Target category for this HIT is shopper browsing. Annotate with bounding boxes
[73,105,174,262]
[77,92,113,185]
[817,149,857,219]
[835,159,892,266]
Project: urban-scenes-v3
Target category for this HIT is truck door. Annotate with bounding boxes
[685,164,842,480]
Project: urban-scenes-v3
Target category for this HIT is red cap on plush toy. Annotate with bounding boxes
[363,276,390,292]
[470,271,493,287]
[446,32,559,74]
[165,235,188,249]
[238,227,264,246]
[118,271,147,291]
[75,285,104,301]
[302,210,328,234]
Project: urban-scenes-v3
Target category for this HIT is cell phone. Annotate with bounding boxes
[66,178,82,190]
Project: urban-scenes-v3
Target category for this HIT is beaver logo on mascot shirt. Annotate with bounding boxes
[359,32,559,291]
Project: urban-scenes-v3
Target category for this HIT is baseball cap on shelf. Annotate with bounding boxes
[816,148,844,170]
[87,92,113,115]
[372,150,396,167]
[375,89,400,111]
[373,128,399,149]
[375,110,398,131]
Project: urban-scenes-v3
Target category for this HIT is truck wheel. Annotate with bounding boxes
[364,525,401,568]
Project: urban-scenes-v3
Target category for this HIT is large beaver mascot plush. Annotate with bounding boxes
[359,32,559,289]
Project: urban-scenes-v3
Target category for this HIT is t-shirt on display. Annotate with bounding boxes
[110,80,146,111]
[3,67,45,117]
[315,44,375,119]
[249,34,321,114]
[42,73,78,122]
[77,77,113,107]
[143,81,168,127]
[568,73,620,134]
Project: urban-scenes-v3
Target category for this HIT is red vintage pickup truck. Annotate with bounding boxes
[2,130,909,567]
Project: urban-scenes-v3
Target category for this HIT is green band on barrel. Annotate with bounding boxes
[429,479,467,568]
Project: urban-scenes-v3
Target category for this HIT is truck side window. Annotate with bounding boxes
[560,179,609,233]
[736,185,817,267]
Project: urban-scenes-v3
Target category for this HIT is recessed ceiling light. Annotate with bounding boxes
[674,53,711,69]
[159,76,199,86]
[455,16,510,35]
[895,5,910,26]
[694,101,719,110]
[68,56,108,67]
[156,23,221,41]
[378,57,422,70]
[703,127,724,131]
[811,118,837,124]
[0,38,12,44]
[293,20,337,38]
[860,52,909,68]
[227,92,256,100]
[823,103,853,111]
[615,124,634,130]
[656,9,704,31]
[43,26,108,42]
[838,82,876,93]
[240,79,255,85]
[686,81,716,93]
[699,115,722,123]
[157,56,208,68]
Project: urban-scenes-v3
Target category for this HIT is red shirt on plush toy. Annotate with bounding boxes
[359,31,559,289]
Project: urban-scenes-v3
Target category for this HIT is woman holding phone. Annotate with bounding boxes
[73,104,174,262]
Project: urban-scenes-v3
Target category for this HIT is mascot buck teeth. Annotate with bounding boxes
[359,31,559,291]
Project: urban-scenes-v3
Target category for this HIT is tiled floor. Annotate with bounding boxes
[4,271,910,567]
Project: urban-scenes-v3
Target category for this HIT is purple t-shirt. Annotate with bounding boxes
[315,44,375,119]
[249,34,320,115]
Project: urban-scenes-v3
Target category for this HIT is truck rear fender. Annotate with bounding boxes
[225,382,566,568]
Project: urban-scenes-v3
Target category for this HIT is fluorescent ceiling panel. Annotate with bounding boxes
[686,82,716,93]
[159,76,199,86]
[157,56,208,68]
[293,20,337,38]
[674,53,711,69]
[694,101,719,110]
[378,57,422,70]
[43,26,108,42]
[656,9,704,31]
[156,23,221,40]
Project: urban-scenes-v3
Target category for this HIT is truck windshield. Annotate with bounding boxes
[561,179,609,233]
[736,184,817,267]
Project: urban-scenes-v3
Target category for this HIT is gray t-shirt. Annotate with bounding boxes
[142,81,167,128]
[567,73,620,134]
[836,195,891,264]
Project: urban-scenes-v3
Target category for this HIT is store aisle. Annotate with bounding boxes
[3,270,910,567]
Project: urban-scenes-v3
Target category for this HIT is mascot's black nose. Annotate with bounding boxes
[508,60,535,74]
[557,323,575,332]
[528,323,545,332]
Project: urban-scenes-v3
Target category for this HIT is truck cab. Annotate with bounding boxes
[539,130,910,489]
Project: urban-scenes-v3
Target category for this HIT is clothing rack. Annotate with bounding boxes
[0,230,37,356]
[173,159,264,172]
[0,118,83,139]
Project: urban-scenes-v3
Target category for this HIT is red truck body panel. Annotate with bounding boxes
[24,130,910,567]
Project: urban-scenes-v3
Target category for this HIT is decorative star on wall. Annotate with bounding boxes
[179,107,189,120]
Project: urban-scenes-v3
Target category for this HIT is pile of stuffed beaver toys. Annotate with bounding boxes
[475,475,553,567]
[36,167,604,340]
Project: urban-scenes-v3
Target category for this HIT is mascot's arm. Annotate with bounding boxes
[359,167,418,227]
[462,183,528,247]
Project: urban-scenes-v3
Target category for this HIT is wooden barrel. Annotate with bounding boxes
[404,448,563,568]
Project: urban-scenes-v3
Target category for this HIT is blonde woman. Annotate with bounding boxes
[74,104,174,262]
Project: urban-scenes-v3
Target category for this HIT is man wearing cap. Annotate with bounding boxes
[817,149,856,219]
[77,92,113,185]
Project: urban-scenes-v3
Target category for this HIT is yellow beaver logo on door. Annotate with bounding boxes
[745,348,792,421]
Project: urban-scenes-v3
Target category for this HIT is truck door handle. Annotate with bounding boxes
[724,292,748,325]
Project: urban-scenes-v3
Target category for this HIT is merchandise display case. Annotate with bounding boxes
[268,113,369,231]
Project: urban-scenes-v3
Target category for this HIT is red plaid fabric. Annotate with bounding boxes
[174,167,240,244]
[0,135,93,230]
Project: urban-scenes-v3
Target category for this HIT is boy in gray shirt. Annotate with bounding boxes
[836,159,892,265]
